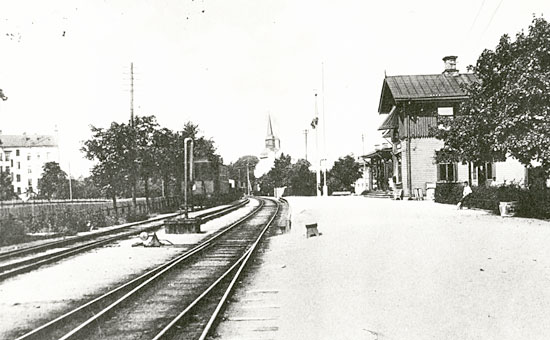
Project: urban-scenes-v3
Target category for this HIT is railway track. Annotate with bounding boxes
[14,196,281,340]
[0,199,249,282]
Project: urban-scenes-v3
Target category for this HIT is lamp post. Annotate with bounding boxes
[183,137,194,218]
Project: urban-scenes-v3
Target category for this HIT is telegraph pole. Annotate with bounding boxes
[129,62,137,208]
[130,62,134,127]
[321,63,328,196]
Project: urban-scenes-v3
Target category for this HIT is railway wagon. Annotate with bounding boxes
[192,159,230,197]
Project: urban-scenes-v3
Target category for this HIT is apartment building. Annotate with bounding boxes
[0,133,59,198]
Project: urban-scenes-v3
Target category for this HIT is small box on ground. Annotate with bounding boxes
[305,223,319,238]
[165,217,202,234]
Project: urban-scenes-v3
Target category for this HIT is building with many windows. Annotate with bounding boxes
[0,133,59,198]
[375,56,526,198]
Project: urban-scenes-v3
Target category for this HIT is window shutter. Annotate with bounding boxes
[491,162,496,180]
[453,163,458,182]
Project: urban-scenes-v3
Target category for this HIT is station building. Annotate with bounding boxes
[375,56,526,198]
[0,132,59,198]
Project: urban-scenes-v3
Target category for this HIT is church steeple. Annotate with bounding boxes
[260,114,280,159]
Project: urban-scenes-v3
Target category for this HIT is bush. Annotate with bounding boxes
[125,211,149,223]
[0,215,26,246]
[437,182,550,219]
[86,209,107,229]
[516,188,550,219]
[435,182,463,204]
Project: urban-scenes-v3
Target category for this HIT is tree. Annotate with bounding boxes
[288,159,316,196]
[38,162,68,199]
[228,155,259,192]
[82,122,134,213]
[258,153,292,195]
[436,17,550,178]
[72,176,102,199]
[0,170,15,200]
[328,155,362,192]
[133,115,160,210]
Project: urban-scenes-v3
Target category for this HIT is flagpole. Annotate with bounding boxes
[314,93,321,197]
[321,62,328,197]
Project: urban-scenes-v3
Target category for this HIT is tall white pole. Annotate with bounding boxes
[321,63,328,196]
[362,134,367,190]
[184,137,193,218]
[315,93,321,197]
[246,162,251,196]
[68,162,73,200]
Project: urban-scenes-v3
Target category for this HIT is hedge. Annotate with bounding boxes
[435,183,550,218]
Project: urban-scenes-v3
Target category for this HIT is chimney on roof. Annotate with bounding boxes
[442,56,458,75]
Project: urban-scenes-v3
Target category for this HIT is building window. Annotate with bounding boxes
[437,163,458,182]
[438,107,454,116]
[28,168,32,173]
[10,159,13,167]
[16,174,21,182]
[5,152,10,161]
[17,161,20,169]
[37,154,40,159]
[27,154,31,161]
[477,162,496,182]
[28,179,32,186]
[17,187,21,194]
[6,166,10,173]
[16,149,19,156]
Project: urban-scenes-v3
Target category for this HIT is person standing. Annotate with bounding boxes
[457,181,472,209]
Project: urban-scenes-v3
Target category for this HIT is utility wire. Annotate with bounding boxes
[467,0,486,35]
[481,0,505,38]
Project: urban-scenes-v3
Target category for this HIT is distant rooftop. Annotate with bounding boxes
[0,134,58,148]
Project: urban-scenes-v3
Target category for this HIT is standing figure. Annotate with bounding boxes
[457,181,472,209]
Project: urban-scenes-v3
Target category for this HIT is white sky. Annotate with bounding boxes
[0,0,548,176]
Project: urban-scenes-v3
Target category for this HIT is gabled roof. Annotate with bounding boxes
[0,134,58,148]
[378,73,478,114]
[378,106,398,131]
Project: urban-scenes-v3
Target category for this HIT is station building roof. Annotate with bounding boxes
[378,73,478,114]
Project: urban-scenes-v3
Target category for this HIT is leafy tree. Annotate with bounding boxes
[258,153,292,195]
[152,127,178,197]
[288,159,316,196]
[72,176,102,199]
[38,162,68,199]
[82,122,134,213]
[327,155,362,192]
[0,170,15,200]
[436,16,550,178]
[228,155,259,192]
[133,115,160,210]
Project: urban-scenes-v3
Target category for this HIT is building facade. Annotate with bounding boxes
[0,133,60,198]
[376,56,526,198]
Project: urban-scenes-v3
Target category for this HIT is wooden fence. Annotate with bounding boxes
[0,196,183,221]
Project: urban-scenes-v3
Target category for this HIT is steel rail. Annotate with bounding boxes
[196,198,281,340]
[0,199,249,281]
[0,199,248,261]
[14,198,262,340]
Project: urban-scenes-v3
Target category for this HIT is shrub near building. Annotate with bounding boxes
[435,183,550,219]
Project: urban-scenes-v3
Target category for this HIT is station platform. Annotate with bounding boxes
[215,195,550,340]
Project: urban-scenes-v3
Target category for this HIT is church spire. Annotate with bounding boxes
[266,114,275,138]
[260,113,280,159]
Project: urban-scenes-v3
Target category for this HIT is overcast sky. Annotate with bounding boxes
[0,0,549,176]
